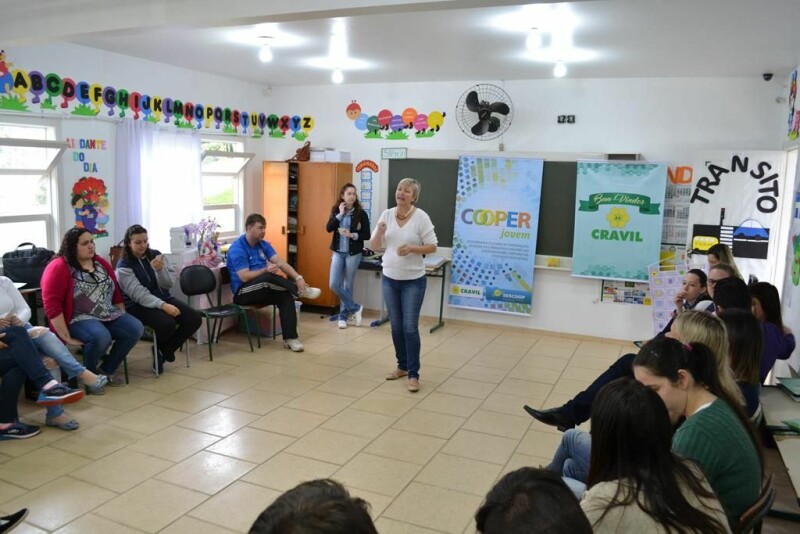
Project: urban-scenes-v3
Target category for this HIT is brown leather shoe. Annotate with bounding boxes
[385,369,409,380]
[408,378,419,392]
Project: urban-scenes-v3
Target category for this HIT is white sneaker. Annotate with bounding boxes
[353,305,363,327]
[299,286,321,300]
[283,338,304,352]
[338,320,347,329]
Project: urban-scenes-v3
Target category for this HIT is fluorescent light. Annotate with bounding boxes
[553,61,567,78]
[258,44,273,63]
[526,28,542,51]
[332,68,344,84]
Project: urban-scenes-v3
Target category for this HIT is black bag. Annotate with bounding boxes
[2,242,55,288]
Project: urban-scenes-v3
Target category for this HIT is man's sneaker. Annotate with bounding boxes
[284,338,304,352]
[299,286,322,300]
[353,305,363,327]
[36,383,85,406]
[338,320,347,329]
[0,422,41,440]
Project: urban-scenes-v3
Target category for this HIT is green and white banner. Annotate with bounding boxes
[572,161,667,281]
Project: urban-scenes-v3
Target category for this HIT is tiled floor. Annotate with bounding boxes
[1,312,798,533]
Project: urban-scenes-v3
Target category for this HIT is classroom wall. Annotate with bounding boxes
[264,77,787,340]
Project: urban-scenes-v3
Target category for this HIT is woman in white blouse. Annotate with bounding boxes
[370,178,437,393]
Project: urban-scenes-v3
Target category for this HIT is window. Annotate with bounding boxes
[200,139,253,239]
[0,122,66,254]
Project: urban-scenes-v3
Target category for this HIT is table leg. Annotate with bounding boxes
[429,270,446,333]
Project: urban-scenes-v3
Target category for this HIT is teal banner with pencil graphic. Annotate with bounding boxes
[449,156,543,315]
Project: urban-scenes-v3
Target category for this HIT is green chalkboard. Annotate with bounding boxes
[387,158,577,256]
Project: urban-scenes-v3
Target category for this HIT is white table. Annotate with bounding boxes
[761,386,800,518]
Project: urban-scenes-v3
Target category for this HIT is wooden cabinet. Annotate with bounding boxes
[262,161,353,307]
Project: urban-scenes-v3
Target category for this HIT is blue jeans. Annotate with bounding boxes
[330,251,362,317]
[548,429,592,484]
[0,326,55,423]
[68,314,144,374]
[382,274,426,379]
[27,324,86,379]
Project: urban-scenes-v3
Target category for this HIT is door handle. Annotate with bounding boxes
[281,226,286,235]
[299,225,305,235]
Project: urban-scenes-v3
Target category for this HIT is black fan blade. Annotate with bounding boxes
[465,91,480,112]
[487,116,501,133]
[489,102,510,115]
[471,119,490,136]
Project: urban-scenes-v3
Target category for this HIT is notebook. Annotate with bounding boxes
[777,377,800,397]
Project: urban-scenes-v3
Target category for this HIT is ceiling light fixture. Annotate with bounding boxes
[526,28,543,51]
[553,61,567,78]
[332,68,344,84]
[258,36,273,63]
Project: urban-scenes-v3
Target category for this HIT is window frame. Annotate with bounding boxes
[200,147,254,239]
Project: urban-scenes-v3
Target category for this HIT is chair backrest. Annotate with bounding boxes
[179,265,217,300]
[735,474,775,534]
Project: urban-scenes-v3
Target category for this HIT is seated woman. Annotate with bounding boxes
[718,309,763,421]
[42,227,144,385]
[634,338,762,526]
[581,378,729,533]
[706,243,742,279]
[0,276,107,430]
[116,224,201,373]
[749,281,795,381]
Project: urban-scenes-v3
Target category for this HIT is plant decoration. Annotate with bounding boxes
[184,217,222,266]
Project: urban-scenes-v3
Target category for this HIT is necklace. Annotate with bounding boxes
[396,206,414,220]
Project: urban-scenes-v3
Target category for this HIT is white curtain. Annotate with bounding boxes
[115,120,203,251]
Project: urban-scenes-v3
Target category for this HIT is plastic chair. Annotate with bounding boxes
[735,474,775,534]
[179,264,253,361]
[216,267,276,348]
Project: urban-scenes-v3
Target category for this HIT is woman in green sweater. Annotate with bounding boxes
[633,337,762,526]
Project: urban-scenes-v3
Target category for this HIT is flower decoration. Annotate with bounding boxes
[606,207,630,228]
[185,218,221,257]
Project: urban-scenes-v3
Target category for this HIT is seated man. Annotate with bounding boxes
[249,479,377,534]
[227,213,320,352]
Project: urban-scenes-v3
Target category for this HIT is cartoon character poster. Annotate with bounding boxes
[354,159,378,221]
[788,68,799,142]
[346,100,445,140]
[72,177,110,237]
[687,151,786,282]
[777,154,800,376]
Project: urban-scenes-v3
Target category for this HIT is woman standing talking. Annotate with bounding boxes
[326,184,370,329]
[370,178,437,392]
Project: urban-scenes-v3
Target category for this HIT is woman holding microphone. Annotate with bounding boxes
[370,178,437,393]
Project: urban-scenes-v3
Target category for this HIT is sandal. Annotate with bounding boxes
[45,417,80,431]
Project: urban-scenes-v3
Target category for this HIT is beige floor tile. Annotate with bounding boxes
[364,428,446,466]
[225,362,287,380]
[153,388,230,413]
[383,482,481,534]
[334,452,420,497]
[527,343,577,359]
[47,403,124,431]
[156,450,256,495]
[188,480,280,532]
[575,340,624,357]
[349,391,420,417]
[476,343,530,358]
[311,350,373,369]
[480,392,536,417]
[194,373,262,396]
[321,408,397,439]
[106,404,190,435]
[248,407,328,437]
[282,362,345,382]
[314,375,382,398]
[0,479,26,505]
[434,377,496,400]
[206,427,295,463]
[177,406,259,437]
[392,409,466,439]
[416,392,483,418]
[495,377,553,400]
[414,453,502,496]
[1,477,115,531]
[285,390,355,416]
[127,426,221,462]
[452,363,509,384]
[441,429,518,465]
[48,423,145,460]
[71,449,173,493]
[0,447,92,490]
[507,363,562,384]
[160,516,240,534]
[217,389,293,415]
[372,378,435,399]
[516,429,563,459]
[568,354,618,371]
[502,452,553,475]
[169,359,237,379]
[468,351,523,371]
[462,409,531,440]
[243,452,339,491]
[285,428,369,465]
[422,350,476,370]
[52,513,144,534]
[495,333,539,348]
[82,385,165,412]
[518,352,569,371]
[132,371,203,394]
[374,517,445,534]
[342,361,396,381]
[94,479,207,533]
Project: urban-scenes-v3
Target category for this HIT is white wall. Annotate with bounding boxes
[265,77,787,340]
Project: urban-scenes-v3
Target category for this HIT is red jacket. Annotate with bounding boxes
[42,255,124,339]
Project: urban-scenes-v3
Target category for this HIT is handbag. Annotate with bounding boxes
[286,141,311,162]
[2,242,55,288]
[108,240,124,269]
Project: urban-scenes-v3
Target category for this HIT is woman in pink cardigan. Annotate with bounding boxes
[41,228,143,386]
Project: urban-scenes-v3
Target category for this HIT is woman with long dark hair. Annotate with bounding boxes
[582,378,729,533]
[41,227,143,385]
[633,338,762,526]
[718,309,762,420]
[749,281,795,381]
[326,183,370,329]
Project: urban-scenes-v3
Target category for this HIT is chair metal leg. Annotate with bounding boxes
[240,309,254,353]
[152,329,159,378]
[205,314,214,361]
[184,339,191,368]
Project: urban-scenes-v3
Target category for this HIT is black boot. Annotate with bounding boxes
[523,405,576,431]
